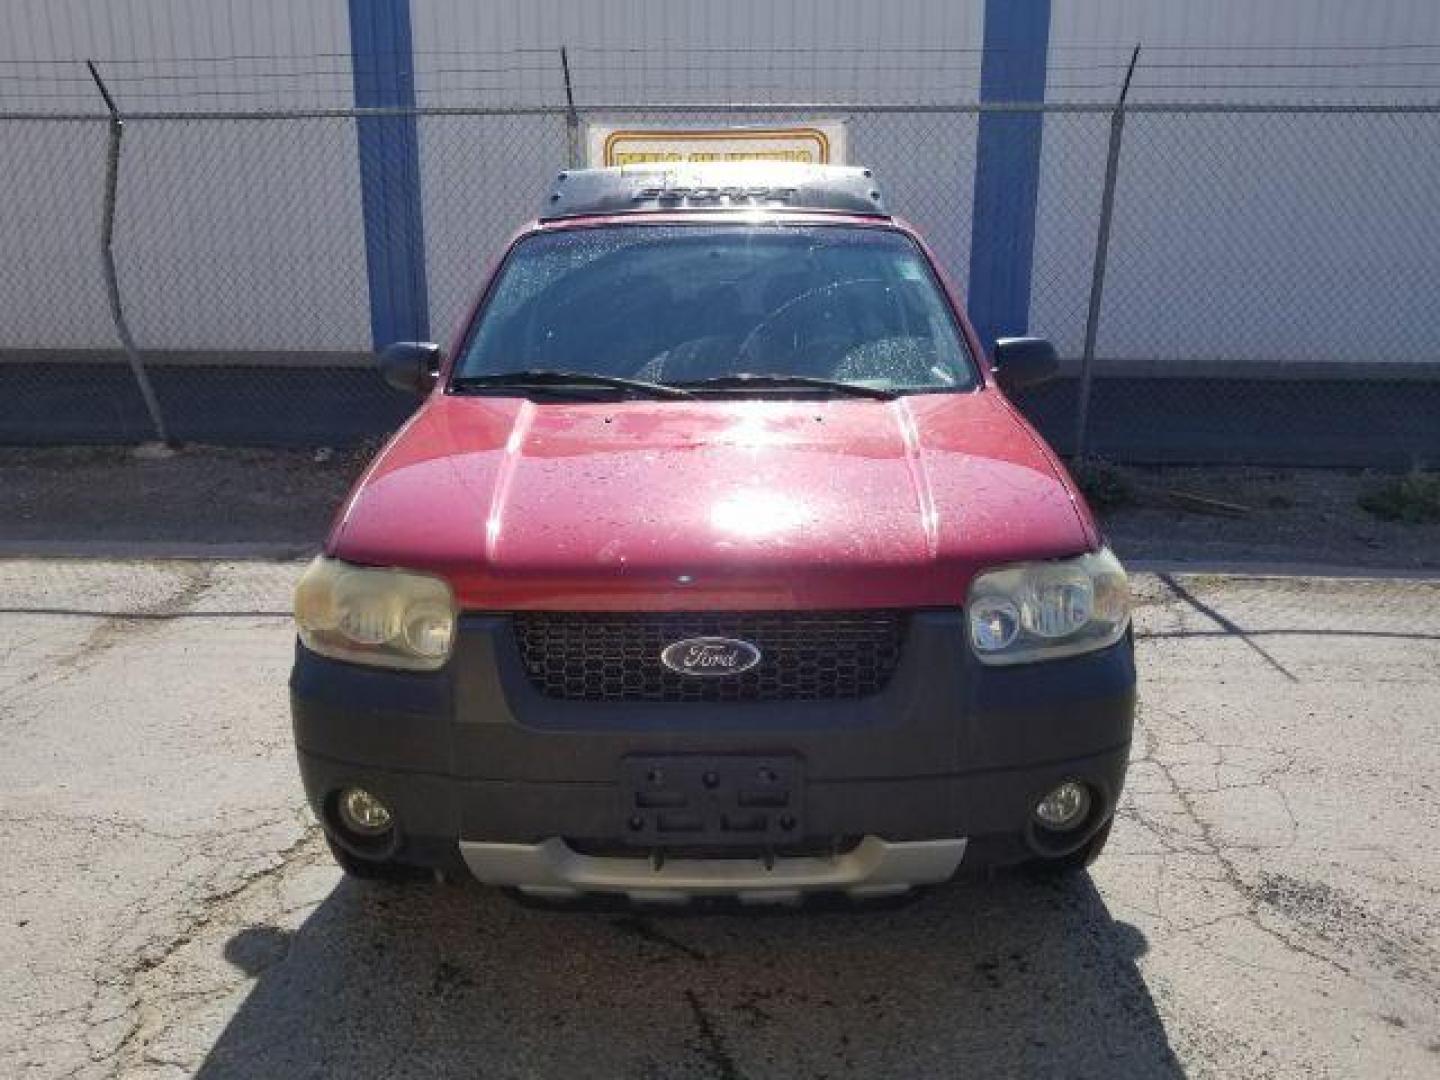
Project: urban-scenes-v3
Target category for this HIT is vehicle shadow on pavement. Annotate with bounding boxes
[195,869,1181,1078]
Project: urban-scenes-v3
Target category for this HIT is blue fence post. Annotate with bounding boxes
[967,0,1051,357]
[349,0,429,348]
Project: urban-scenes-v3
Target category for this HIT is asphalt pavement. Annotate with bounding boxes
[1,561,1437,1078]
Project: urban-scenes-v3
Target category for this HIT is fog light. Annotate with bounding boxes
[1034,782,1091,831]
[338,787,393,835]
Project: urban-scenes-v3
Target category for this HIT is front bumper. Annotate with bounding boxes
[291,611,1136,896]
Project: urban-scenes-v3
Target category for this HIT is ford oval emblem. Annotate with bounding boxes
[660,637,762,677]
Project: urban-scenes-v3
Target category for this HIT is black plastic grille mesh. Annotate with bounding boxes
[513,611,907,702]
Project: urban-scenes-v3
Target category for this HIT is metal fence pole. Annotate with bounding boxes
[1074,45,1140,460]
[560,46,580,168]
[86,60,171,446]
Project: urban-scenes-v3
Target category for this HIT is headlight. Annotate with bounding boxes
[294,557,457,671]
[967,548,1129,665]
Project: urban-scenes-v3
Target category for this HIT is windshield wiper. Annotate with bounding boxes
[450,370,694,399]
[672,373,896,400]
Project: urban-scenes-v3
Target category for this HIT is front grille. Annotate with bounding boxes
[513,610,908,702]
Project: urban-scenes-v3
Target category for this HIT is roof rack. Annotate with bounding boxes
[540,162,888,221]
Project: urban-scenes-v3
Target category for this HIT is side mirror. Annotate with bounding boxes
[992,336,1059,393]
[378,341,442,396]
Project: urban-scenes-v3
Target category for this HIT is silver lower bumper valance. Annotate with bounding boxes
[459,836,967,903]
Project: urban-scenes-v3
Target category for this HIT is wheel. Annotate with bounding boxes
[325,835,428,882]
[1022,818,1113,878]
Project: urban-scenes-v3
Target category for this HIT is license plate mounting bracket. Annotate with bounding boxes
[619,755,803,847]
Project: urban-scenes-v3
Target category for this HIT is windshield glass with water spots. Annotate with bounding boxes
[454,224,978,392]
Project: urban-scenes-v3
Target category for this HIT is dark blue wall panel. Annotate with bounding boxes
[968,0,1051,356]
[349,0,429,348]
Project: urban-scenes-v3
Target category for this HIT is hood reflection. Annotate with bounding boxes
[709,489,810,539]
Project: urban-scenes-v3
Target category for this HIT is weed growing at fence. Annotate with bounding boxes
[1358,470,1440,524]
[1069,457,1139,511]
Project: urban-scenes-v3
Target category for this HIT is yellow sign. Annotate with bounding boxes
[585,122,847,168]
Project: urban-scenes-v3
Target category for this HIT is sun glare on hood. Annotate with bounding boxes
[709,489,810,539]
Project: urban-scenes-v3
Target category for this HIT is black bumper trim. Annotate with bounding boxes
[295,741,1130,870]
[289,614,1136,872]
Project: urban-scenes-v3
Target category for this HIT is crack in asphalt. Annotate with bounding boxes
[111,825,320,1069]
[1131,713,1357,980]
[610,915,709,961]
[0,563,219,714]
[1129,682,1439,1010]
[684,988,743,1080]
[71,564,219,666]
[1157,573,1300,683]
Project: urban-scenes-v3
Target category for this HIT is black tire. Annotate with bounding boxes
[325,835,428,883]
[1022,817,1113,878]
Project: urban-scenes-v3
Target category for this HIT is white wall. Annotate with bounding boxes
[409,0,987,106]
[0,0,369,352]
[408,0,988,343]
[2,0,1437,369]
[1048,0,1440,105]
[1033,0,1440,364]
[0,0,357,113]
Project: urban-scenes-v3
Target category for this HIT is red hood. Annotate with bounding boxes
[329,392,1096,610]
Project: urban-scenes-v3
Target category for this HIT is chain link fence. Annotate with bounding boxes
[1,94,1437,464]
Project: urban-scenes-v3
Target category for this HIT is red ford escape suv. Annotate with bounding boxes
[291,163,1135,902]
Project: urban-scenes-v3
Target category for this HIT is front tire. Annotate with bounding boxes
[1022,818,1113,878]
[326,835,428,883]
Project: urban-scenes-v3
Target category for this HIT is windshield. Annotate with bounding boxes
[453,224,978,393]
